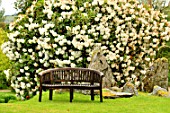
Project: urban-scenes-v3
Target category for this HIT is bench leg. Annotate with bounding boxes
[100,89,103,102]
[70,88,73,102]
[49,89,53,100]
[39,87,42,102]
[91,89,94,101]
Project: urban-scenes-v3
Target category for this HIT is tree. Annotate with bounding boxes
[0,0,5,22]
[139,0,169,11]
[14,0,42,14]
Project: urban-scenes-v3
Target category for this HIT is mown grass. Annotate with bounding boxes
[0,91,170,113]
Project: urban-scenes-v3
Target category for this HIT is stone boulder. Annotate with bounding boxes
[110,86,123,92]
[103,88,134,99]
[151,85,170,97]
[88,48,116,88]
[142,58,169,92]
[122,82,138,96]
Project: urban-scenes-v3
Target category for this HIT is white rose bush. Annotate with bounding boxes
[1,0,170,100]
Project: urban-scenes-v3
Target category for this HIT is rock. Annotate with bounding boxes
[122,82,138,96]
[142,58,169,92]
[103,88,133,99]
[152,85,170,97]
[88,47,116,88]
[110,86,123,92]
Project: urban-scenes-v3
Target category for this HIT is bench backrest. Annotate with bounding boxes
[39,67,104,84]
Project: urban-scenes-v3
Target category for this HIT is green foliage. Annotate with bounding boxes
[0,28,11,89]
[0,92,16,103]
[164,6,170,21]
[156,43,170,70]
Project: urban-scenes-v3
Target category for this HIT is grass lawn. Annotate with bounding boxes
[0,91,170,113]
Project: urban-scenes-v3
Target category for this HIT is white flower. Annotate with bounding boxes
[120,57,123,61]
[131,74,136,79]
[116,76,121,81]
[98,0,104,5]
[153,38,158,43]
[20,90,24,96]
[4,69,10,81]
[25,77,29,81]
[38,28,46,35]
[50,30,58,37]
[69,56,75,60]
[38,52,43,57]
[94,17,100,21]
[17,77,23,81]
[47,10,53,19]
[140,70,146,74]
[29,91,33,95]
[26,83,31,88]
[22,48,27,52]
[34,63,39,67]
[92,0,98,6]
[20,69,24,73]
[28,49,33,53]
[121,80,125,83]
[82,25,87,30]
[61,4,66,10]
[122,64,127,68]
[87,57,91,61]
[44,62,50,67]
[79,7,84,11]
[135,81,140,87]
[129,66,135,71]
[24,66,29,71]
[145,57,150,61]
[21,82,26,89]
[66,5,70,10]
[44,38,50,42]
[101,46,107,50]
[71,63,76,67]
[55,50,60,55]
[39,59,45,64]
[33,77,38,82]
[15,88,20,93]
[25,72,30,76]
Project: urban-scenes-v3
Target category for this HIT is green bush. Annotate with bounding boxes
[0,92,16,103]
[1,0,170,100]
[0,28,11,89]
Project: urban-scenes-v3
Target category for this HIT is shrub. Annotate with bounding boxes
[1,0,170,100]
[0,28,11,89]
[0,93,16,103]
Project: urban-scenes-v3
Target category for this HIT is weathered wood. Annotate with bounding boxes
[38,67,104,102]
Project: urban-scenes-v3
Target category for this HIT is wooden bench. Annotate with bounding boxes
[38,67,104,102]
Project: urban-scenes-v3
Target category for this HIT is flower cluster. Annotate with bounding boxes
[1,0,170,99]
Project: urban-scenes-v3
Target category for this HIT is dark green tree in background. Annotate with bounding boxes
[0,0,5,22]
[0,0,6,29]
[14,0,42,14]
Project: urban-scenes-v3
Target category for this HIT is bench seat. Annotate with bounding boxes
[42,83,100,88]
